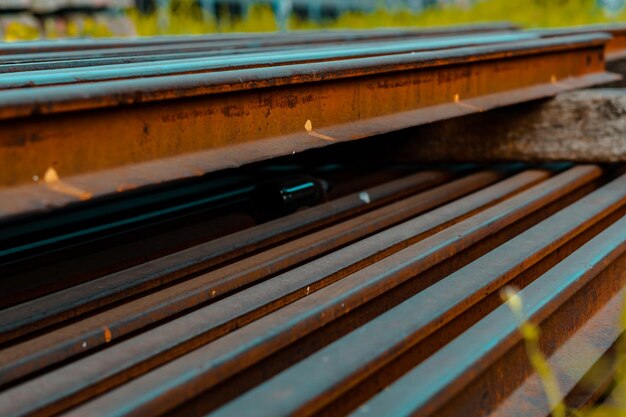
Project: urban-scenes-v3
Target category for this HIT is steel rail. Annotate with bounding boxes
[0,169,451,344]
[0,23,519,55]
[0,44,303,73]
[0,33,538,89]
[0,23,622,417]
[0,35,610,118]
[0,168,535,417]
[0,43,306,69]
[208,172,626,417]
[0,28,521,67]
[0,31,525,73]
[0,28,524,68]
[0,34,616,199]
[0,170,514,387]
[3,166,596,417]
[351,215,626,417]
[0,41,298,65]
[8,22,623,69]
[0,39,327,65]
[0,166,456,309]
[534,23,626,60]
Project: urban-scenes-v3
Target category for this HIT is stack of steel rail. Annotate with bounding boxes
[0,22,623,215]
[0,23,625,417]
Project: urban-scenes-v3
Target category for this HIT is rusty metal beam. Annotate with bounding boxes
[202,172,626,417]
[0,44,298,72]
[0,166,598,417]
[0,167,538,417]
[0,24,624,417]
[10,23,626,74]
[0,169,451,344]
[0,33,538,89]
[0,23,520,56]
[0,35,611,119]
[0,169,525,388]
[0,26,521,71]
[352,214,626,417]
[0,29,522,72]
[0,34,617,220]
[0,164,623,417]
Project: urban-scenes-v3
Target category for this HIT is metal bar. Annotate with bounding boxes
[0,169,493,385]
[0,23,622,417]
[0,170,450,343]
[208,172,626,417]
[0,45,302,73]
[0,35,610,118]
[0,31,522,67]
[0,23,520,55]
[0,30,522,67]
[6,166,597,417]
[352,215,626,417]
[0,33,538,89]
[0,168,532,416]
[0,35,615,199]
[534,23,626,61]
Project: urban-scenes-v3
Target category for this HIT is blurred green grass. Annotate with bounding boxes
[129,0,626,36]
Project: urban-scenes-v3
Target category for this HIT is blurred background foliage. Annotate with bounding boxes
[1,0,626,40]
[129,0,626,36]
